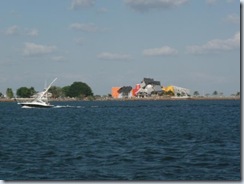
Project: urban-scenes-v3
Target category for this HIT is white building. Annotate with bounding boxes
[136,78,162,97]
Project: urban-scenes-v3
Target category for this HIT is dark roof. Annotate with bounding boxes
[118,86,132,94]
[142,78,161,86]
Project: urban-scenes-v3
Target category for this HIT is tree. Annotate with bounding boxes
[66,82,93,98]
[17,87,36,98]
[213,91,218,96]
[164,90,174,96]
[6,88,14,98]
[0,92,3,98]
[62,86,70,97]
[29,87,36,96]
[108,94,112,98]
[193,91,200,96]
[49,86,63,98]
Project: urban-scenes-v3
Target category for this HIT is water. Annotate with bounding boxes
[0,100,240,180]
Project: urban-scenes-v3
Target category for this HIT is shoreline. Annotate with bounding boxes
[0,96,240,102]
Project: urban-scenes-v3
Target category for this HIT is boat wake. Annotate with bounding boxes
[21,105,35,109]
[21,105,99,109]
[54,105,85,109]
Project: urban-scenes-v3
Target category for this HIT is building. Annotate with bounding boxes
[136,78,162,97]
[111,87,120,98]
[163,85,190,97]
[132,84,140,96]
[111,78,191,99]
[111,86,133,99]
[118,86,132,98]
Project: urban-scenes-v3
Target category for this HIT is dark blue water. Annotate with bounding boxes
[0,100,240,180]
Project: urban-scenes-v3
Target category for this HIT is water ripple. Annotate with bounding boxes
[0,100,240,180]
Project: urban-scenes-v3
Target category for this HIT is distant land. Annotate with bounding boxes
[0,96,240,103]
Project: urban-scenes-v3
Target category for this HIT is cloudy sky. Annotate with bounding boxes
[0,0,240,96]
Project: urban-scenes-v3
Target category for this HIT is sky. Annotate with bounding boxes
[0,0,240,96]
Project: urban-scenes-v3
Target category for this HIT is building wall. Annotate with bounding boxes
[162,85,190,96]
[162,86,175,94]
[132,84,140,96]
[111,87,120,99]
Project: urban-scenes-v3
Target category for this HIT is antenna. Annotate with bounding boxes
[44,80,47,90]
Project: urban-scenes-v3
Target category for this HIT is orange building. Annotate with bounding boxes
[111,87,120,98]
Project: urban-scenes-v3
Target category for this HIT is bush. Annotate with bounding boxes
[66,82,93,98]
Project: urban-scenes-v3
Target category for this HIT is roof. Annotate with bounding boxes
[118,86,132,94]
[142,78,161,86]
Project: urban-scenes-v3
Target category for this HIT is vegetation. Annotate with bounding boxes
[66,82,93,98]
[62,86,70,97]
[193,91,200,96]
[6,88,14,98]
[231,92,240,97]
[0,81,94,100]
[212,91,218,96]
[164,90,174,96]
[0,82,240,101]
[16,87,36,98]
[49,86,63,98]
[49,84,94,99]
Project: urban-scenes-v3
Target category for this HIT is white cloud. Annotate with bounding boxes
[206,0,218,5]
[97,7,108,14]
[74,37,84,45]
[23,42,57,56]
[225,14,240,24]
[26,28,39,37]
[5,25,19,35]
[97,52,132,61]
[206,0,236,5]
[143,46,178,56]
[52,56,65,62]
[70,23,98,32]
[70,0,95,10]
[124,0,189,12]
[4,26,39,37]
[186,32,240,54]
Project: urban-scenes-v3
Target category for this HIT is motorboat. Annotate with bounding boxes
[18,78,57,108]
[19,100,54,108]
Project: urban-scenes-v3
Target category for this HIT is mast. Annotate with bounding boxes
[34,78,57,101]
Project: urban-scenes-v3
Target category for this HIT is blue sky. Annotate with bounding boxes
[0,0,240,96]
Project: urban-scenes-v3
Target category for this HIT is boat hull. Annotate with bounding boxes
[19,102,54,108]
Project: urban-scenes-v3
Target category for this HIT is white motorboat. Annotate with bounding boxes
[18,78,57,108]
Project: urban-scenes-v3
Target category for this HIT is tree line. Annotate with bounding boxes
[193,91,240,97]
[1,81,94,99]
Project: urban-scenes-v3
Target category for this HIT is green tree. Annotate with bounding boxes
[219,92,224,97]
[213,91,218,96]
[62,86,70,97]
[29,87,36,96]
[67,82,93,98]
[164,90,174,96]
[49,86,63,98]
[17,87,36,98]
[193,91,200,96]
[108,94,112,98]
[6,88,14,98]
[0,92,3,98]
